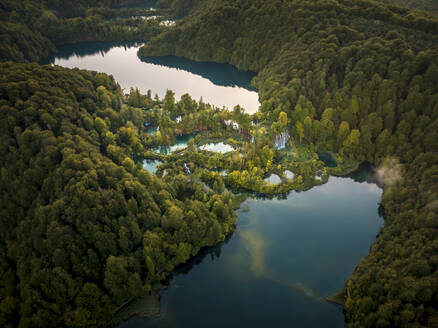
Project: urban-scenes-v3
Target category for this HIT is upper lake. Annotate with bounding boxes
[43,42,260,113]
[120,166,383,328]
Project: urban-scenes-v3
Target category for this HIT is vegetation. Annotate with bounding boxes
[0,63,236,327]
[378,0,438,14]
[1,0,438,327]
[139,0,438,327]
[0,0,170,62]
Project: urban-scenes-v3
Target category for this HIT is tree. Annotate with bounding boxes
[296,121,304,143]
[343,129,361,158]
[337,121,350,150]
[163,90,175,112]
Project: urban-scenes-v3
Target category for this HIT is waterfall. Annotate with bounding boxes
[274,132,290,150]
[184,163,191,174]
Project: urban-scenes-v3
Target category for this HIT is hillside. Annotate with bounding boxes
[379,0,438,14]
[0,63,235,327]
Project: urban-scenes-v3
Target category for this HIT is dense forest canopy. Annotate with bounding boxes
[0,0,173,62]
[0,0,438,327]
[0,62,237,327]
[379,0,438,14]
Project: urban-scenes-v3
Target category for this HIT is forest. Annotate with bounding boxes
[379,0,438,14]
[0,0,438,327]
[0,62,240,327]
[0,0,176,63]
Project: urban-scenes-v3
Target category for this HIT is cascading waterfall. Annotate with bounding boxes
[274,132,290,150]
[184,163,191,174]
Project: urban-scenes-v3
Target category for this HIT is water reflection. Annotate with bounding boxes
[120,168,383,328]
[42,42,260,112]
[41,41,137,63]
[140,56,256,90]
[318,151,338,167]
[347,162,383,187]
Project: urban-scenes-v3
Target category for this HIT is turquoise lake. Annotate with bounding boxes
[121,166,383,328]
[43,42,259,113]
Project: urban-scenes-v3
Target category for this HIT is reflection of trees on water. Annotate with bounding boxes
[347,162,382,187]
[40,42,141,64]
[140,55,257,90]
[41,43,257,92]
[164,235,229,281]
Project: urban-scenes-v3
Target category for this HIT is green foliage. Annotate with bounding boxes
[378,0,438,14]
[0,0,167,62]
[0,63,236,327]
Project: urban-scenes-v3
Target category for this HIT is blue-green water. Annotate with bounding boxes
[318,151,338,167]
[120,168,383,328]
[152,133,198,154]
[43,42,259,113]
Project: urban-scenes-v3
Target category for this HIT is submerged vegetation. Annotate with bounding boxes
[0,0,437,327]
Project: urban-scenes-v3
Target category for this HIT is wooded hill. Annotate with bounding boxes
[379,0,438,14]
[0,62,236,327]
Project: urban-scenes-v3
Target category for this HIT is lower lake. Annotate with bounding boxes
[120,166,383,328]
[43,42,259,113]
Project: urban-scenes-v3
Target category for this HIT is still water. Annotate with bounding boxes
[121,167,383,328]
[151,133,198,154]
[44,42,259,113]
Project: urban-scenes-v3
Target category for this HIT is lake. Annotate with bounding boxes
[43,42,259,113]
[120,166,383,328]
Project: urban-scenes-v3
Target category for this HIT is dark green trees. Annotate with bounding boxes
[0,63,236,327]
